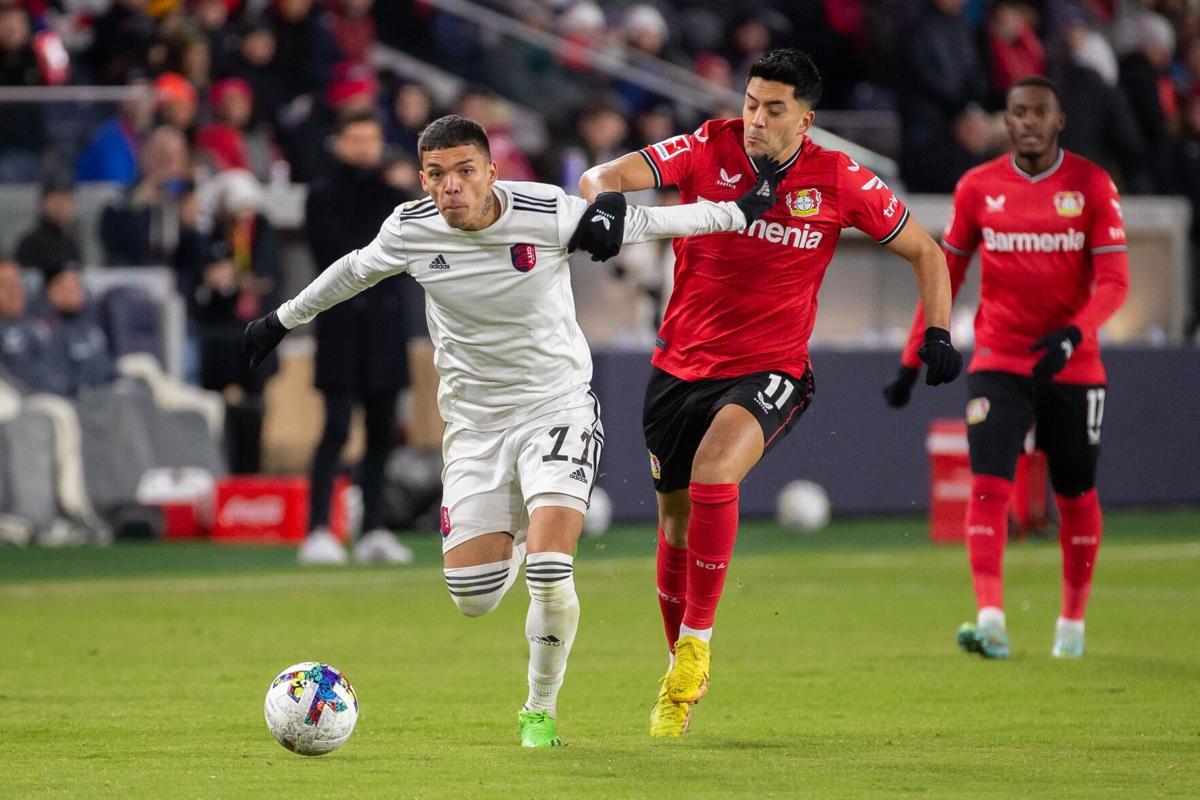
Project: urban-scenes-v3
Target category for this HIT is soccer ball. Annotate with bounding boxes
[583,487,612,537]
[264,662,359,756]
[776,480,831,533]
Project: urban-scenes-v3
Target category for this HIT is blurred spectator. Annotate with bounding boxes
[0,4,45,182]
[76,76,156,185]
[171,30,214,100]
[325,0,376,65]
[16,171,81,273]
[487,0,581,120]
[924,105,1001,192]
[191,168,279,473]
[1174,93,1200,336]
[371,0,436,63]
[899,0,986,191]
[299,109,413,565]
[613,4,674,114]
[90,0,160,85]
[268,0,325,108]
[1118,12,1178,192]
[454,85,536,181]
[384,79,435,158]
[1064,10,1119,87]
[193,0,240,78]
[0,259,54,393]
[100,125,191,265]
[155,71,199,137]
[634,103,677,150]
[34,263,115,396]
[1057,17,1146,185]
[986,2,1046,100]
[552,101,629,189]
[228,16,285,129]
[724,14,774,78]
[286,60,377,181]
[196,76,281,180]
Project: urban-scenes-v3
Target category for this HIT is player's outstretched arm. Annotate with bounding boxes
[884,219,962,390]
[578,152,658,201]
[617,157,788,247]
[244,215,407,369]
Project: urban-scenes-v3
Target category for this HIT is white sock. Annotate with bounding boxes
[978,606,1006,630]
[1056,616,1084,634]
[523,552,578,716]
[678,623,712,644]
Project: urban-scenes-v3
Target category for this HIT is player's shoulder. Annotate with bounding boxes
[956,154,1012,190]
[1060,150,1119,193]
[694,117,742,142]
[498,180,565,204]
[396,195,438,221]
[496,180,568,218]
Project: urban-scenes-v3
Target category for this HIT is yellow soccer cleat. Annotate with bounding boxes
[649,672,692,738]
[667,636,711,704]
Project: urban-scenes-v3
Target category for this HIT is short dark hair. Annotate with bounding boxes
[335,109,382,136]
[1008,75,1062,107]
[417,114,491,159]
[748,49,822,107]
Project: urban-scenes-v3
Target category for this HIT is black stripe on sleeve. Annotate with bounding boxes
[877,208,910,245]
[639,149,662,188]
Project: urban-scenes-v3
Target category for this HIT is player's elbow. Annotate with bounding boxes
[578,164,613,201]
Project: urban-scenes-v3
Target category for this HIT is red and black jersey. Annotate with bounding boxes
[640,118,909,381]
[902,149,1129,384]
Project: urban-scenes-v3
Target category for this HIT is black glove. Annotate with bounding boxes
[568,191,627,262]
[882,365,920,408]
[1030,325,1082,380]
[917,326,962,386]
[243,310,288,370]
[734,156,789,223]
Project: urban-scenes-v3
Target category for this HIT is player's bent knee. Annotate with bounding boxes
[444,561,513,618]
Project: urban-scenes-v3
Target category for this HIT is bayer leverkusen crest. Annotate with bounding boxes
[510,243,536,272]
[1053,191,1085,217]
[786,188,822,217]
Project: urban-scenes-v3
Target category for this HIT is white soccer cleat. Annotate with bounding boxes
[1051,617,1085,659]
[353,529,415,564]
[298,528,349,565]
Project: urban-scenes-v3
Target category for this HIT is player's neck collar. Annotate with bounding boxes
[1010,148,1064,183]
[745,138,805,173]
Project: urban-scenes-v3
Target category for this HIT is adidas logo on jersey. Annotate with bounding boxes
[568,467,588,483]
[982,227,1085,253]
[428,254,450,270]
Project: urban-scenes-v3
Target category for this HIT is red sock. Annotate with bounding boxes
[681,482,739,632]
[656,527,688,652]
[966,474,1013,611]
[1057,489,1102,620]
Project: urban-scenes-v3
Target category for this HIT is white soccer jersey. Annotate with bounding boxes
[277,180,746,430]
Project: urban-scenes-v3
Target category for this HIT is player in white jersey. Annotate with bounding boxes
[243,115,787,747]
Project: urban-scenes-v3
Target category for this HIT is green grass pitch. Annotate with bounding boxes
[3,509,1198,799]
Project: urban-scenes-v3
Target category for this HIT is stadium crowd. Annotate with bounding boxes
[0,0,1197,517]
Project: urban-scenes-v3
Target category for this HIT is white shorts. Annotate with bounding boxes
[439,391,604,554]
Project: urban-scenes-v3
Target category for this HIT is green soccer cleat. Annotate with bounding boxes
[519,710,563,748]
[957,621,1010,659]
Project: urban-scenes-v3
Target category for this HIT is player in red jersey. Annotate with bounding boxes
[884,76,1129,660]
[578,49,962,737]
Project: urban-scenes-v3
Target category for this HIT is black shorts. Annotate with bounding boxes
[966,371,1106,497]
[642,365,815,494]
